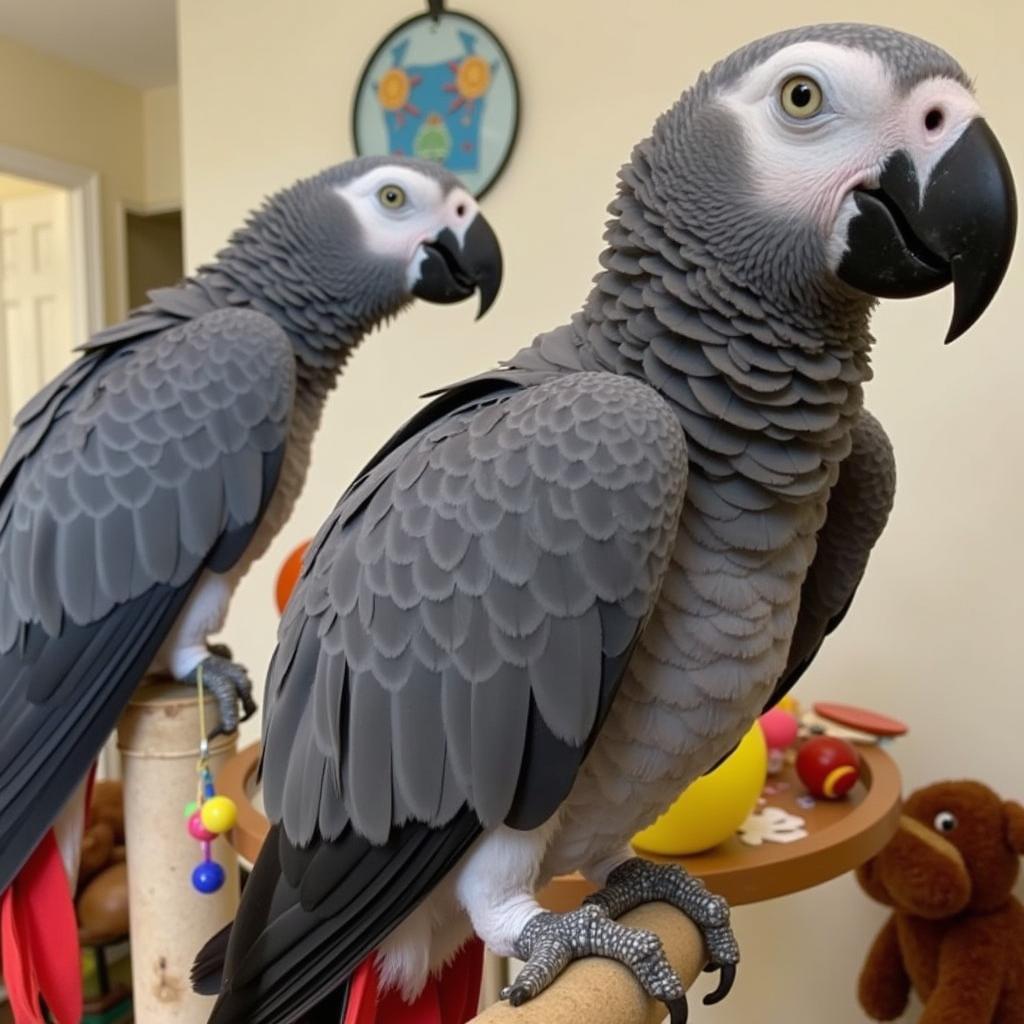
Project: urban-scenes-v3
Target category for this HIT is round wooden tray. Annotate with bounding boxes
[217,743,901,908]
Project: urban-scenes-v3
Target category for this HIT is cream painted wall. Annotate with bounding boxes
[0,40,182,324]
[178,2,1024,1020]
[142,84,182,210]
[0,33,145,321]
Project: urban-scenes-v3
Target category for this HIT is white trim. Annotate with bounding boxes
[69,173,105,336]
[0,143,105,335]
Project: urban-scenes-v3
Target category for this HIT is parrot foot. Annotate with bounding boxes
[500,904,689,1022]
[584,858,739,1007]
[185,654,257,740]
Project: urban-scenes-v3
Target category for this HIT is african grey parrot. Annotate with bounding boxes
[196,24,1016,1024]
[0,155,502,900]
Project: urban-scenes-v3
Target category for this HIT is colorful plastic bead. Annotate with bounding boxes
[191,860,225,894]
[200,795,237,835]
[187,811,217,842]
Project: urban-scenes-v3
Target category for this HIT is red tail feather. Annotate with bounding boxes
[343,938,484,1024]
[1,829,82,1024]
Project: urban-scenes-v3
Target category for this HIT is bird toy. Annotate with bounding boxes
[184,664,237,894]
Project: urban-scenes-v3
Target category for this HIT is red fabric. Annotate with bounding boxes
[0,830,82,1024]
[343,938,484,1024]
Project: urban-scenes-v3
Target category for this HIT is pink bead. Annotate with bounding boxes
[188,811,216,842]
[759,707,800,751]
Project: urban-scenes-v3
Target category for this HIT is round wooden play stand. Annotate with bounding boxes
[216,742,901,1021]
[218,741,901,906]
[537,743,901,911]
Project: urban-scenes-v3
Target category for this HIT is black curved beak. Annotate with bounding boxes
[412,214,503,319]
[837,118,1016,342]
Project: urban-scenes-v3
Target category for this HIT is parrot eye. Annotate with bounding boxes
[933,811,959,833]
[377,185,407,210]
[780,75,824,119]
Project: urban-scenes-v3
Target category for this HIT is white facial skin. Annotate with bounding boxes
[718,42,981,269]
[334,165,480,288]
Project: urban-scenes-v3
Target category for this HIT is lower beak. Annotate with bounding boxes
[412,214,503,319]
[837,118,1016,342]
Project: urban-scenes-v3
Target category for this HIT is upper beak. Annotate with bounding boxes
[412,213,503,319]
[837,118,1017,342]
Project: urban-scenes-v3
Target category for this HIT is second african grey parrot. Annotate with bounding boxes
[197,24,1016,1024]
[0,155,502,1017]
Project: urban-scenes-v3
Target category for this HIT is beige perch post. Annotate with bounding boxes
[470,904,707,1024]
[117,681,240,1022]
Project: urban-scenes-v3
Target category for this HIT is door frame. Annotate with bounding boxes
[0,143,105,345]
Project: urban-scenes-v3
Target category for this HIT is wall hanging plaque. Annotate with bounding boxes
[353,1,519,197]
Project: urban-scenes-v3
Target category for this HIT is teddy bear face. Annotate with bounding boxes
[877,781,1024,918]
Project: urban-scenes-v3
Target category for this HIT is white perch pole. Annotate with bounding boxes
[117,681,239,1021]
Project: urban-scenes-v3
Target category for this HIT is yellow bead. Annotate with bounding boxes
[200,795,237,835]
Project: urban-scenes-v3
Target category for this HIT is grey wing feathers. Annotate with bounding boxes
[262,370,688,847]
[766,408,896,708]
[0,307,294,889]
[0,307,294,644]
[79,283,217,352]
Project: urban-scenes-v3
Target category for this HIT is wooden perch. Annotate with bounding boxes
[470,903,706,1024]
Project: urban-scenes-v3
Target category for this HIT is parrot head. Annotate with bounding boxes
[251,156,503,322]
[645,23,1016,341]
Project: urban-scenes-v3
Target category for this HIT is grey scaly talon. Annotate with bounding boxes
[502,904,687,1016]
[584,858,739,1006]
[186,654,257,739]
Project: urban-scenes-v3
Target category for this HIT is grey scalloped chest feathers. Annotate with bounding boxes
[502,152,877,871]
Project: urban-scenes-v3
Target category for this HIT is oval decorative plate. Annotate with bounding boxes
[353,7,519,198]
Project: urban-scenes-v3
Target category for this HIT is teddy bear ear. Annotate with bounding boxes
[1004,801,1024,854]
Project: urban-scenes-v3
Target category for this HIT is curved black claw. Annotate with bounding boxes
[186,654,257,740]
[502,984,532,1008]
[703,963,736,1005]
[666,996,689,1024]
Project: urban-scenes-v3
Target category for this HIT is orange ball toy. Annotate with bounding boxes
[796,736,861,799]
[275,540,310,614]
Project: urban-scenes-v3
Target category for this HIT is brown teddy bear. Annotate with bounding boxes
[857,780,1024,1023]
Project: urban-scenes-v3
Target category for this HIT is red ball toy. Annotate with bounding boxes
[796,736,861,799]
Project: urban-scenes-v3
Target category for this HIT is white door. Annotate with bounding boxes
[0,190,76,446]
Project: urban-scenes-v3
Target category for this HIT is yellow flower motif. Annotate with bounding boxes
[377,68,411,112]
[455,55,490,100]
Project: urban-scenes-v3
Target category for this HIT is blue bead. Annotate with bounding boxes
[191,860,225,894]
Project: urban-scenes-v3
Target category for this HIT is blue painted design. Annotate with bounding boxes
[354,12,518,197]
[377,31,493,172]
